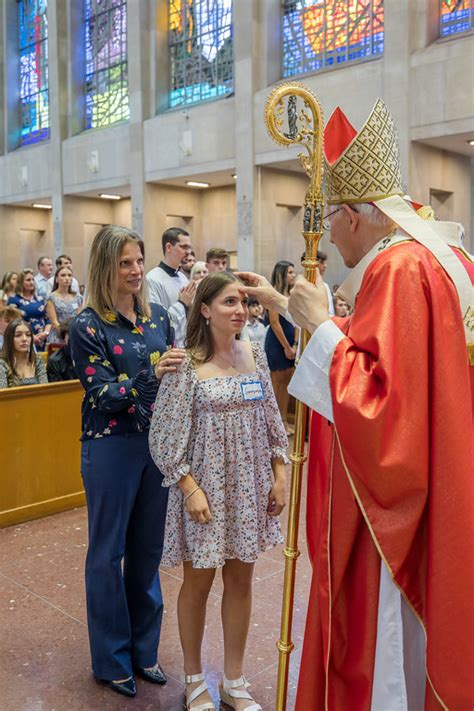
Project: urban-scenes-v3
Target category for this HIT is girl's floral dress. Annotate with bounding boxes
[149,343,289,569]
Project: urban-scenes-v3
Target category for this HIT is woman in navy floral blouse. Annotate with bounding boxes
[69,225,184,699]
[8,268,50,350]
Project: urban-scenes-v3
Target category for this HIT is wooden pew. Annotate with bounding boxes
[0,380,85,528]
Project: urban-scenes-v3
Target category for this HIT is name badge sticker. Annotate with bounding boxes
[241,380,264,402]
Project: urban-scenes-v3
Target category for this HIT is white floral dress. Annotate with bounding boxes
[149,343,288,569]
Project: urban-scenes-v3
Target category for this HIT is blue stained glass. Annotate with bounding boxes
[169,0,234,109]
[18,0,50,146]
[84,0,130,129]
[439,1,473,36]
[282,1,384,78]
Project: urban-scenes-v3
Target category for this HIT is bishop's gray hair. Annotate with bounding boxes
[347,202,396,229]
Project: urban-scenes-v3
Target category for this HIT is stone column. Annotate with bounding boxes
[47,0,68,256]
[383,0,411,186]
[233,1,260,270]
[127,0,152,240]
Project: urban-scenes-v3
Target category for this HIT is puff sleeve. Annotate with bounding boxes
[148,356,196,486]
[253,343,289,463]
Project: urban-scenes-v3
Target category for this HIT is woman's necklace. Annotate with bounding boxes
[215,342,237,369]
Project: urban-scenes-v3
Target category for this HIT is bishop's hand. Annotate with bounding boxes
[235,271,288,315]
[288,273,330,334]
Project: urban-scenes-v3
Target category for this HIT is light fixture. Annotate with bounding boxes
[99,193,121,200]
[468,139,474,146]
[232,174,237,179]
[32,203,52,209]
[186,180,210,188]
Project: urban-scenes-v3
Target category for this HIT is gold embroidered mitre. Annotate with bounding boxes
[325,98,404,205]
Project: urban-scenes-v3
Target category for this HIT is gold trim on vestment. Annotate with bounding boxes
[325,433,336,711]
[334,430,449,711]
[327,190,404,205]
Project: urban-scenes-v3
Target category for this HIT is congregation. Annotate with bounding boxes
[0,229,348,437]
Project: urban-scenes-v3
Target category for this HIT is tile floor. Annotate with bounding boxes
[0,460,311,711]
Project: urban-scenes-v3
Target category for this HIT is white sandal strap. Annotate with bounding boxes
[182,675,215,710]
[182,672,205,684]
[223,674,249,689]
[221,676,262,710]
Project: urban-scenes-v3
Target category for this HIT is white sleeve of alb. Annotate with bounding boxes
[288,319,345,423]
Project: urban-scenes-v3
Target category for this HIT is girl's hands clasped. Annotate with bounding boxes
[154,348,186,380]
[185,488,213,524]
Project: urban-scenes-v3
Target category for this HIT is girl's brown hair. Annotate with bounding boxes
[85,225,150,321]
[52,266,74,294]
[186,272,241,364]
[1,319,35,373]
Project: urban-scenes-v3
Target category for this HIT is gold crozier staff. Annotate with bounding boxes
[264,82,325,711]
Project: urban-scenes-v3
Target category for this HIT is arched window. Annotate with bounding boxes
[18,0,49,146]
[440,1,473,36]
[84,0,130,129]
[282,1,384,78]
[169,0,233,109]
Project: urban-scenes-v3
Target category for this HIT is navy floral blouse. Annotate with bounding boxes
[69,303,174,441]
[8,294,49,351]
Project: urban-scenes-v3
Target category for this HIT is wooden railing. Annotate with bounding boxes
[0,380,85,528]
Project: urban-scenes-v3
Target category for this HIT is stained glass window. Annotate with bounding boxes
[84,0,129,130]
[19,0,49,146]
[282,1,384,78]
[440,1,473,36]
[169,0,233,109]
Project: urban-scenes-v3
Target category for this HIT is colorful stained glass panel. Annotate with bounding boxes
[169,0,233,109]
[85,0,130,129]
[440,1,473,36]
[19,0,50,146]
[282,1,384,78]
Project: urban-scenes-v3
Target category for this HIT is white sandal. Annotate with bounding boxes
[182,672,216,710]
[219,675,262,710]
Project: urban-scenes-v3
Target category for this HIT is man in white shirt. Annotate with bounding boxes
[47,254,80,294]
[146,228,196,346]
[34,255,54,299]
[302,250,335,316]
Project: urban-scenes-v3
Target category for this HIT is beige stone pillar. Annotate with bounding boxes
[127,0,153,241]
[234,1,259,270]
[47,0,68,256]
[383,0,412,186]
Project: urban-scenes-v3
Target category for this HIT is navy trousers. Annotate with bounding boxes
[81,433,169,681]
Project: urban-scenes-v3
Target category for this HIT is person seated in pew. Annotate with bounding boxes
[0,319,47,388]
[47,320,77,382]
[0,304,23,350]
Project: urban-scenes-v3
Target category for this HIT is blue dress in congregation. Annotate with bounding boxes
[264,315,296,371]
[7,294,49,350]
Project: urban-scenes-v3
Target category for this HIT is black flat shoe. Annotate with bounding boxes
[98,676,137,697]
[134,662,167,685]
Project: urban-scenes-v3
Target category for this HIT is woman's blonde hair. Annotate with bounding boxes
[85,225,150,321]
[186,272,242,364]
[15,268,36,296]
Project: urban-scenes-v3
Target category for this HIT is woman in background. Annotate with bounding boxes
[70,225,184,699]
[0,271,18,303]
[190,261,209,283]
[0,319,47,388]
[264,260,297,434]
[8,268,50,350]
[46,265,83,345]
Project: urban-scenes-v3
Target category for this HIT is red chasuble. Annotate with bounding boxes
[296,241,474,710]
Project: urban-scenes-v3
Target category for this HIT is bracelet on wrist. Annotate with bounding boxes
[184,486,201,503]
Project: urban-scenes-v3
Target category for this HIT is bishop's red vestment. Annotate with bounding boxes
[290,240,473,710]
